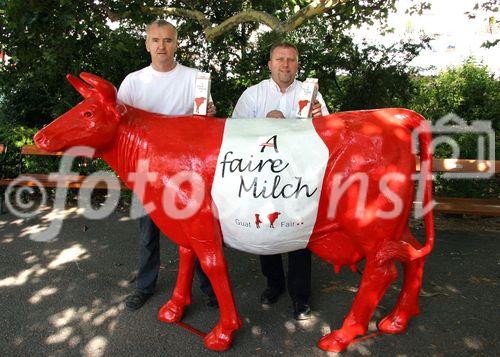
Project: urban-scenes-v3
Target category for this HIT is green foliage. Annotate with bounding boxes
[0,121,112,176]
[0,121,57,175]
[0,0,409,120]
[332,37,431,111]
[0,0,148,127]
[408,60,500,199]
[410,59,499,158]
[0,123,38,149]
[411,59,500,127]
[1,1,498,200]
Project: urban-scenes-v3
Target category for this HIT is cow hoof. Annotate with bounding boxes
[317,331,351,352]
[378,310,415,334]
[158,300,185,323]
[204,326,233,351]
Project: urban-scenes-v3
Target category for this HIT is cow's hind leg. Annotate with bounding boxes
[158,246,196,323]
[379,228,425,334]
[195,246,242,351]
[318,258,398,352]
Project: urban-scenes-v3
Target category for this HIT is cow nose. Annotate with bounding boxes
[34,132,47,147]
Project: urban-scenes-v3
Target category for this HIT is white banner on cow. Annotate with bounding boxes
[211,118,329,255]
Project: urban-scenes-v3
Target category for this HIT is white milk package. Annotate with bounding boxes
[193,72,211,115]
[296,78,319,118]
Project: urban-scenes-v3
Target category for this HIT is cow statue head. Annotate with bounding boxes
[34,73,121,152]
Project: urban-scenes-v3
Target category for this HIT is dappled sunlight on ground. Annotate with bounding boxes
[0,204,498,355]
[29,286,58,304]
[20,207,81,239]
[0,263,48,287]
[0,207,137,356]
[463,336,484,351]
[83,336,109,357]
[47,244,88,269]
[41,299,126,354]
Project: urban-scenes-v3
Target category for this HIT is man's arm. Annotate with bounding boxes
[232,89,255,118]
[117,76,133,106]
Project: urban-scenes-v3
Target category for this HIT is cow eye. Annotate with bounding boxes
[84,111,93,118]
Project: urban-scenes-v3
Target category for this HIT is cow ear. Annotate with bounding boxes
[66,74,93,98]
[80,72,117,103]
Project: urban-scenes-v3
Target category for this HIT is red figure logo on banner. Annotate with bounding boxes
[267,211,281,228]
[255,214,262,229]
[34,73,435,353]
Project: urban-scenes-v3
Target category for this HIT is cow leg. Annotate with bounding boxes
[194,246,242,351]
[158,246,195,323]
[318,258,398,352]
[379,229,425,334]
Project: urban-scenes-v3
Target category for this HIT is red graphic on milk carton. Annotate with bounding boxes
[298,100,310,115]
[194,97,206,114]
[255,214,262,229]
[267,211,281,228]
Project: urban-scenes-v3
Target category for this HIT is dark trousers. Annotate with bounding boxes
[136,214,213,296]
[260,248,311,303]
[195,260,215,297]
[137,214,160,294]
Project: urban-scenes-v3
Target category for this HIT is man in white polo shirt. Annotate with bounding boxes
[232,42,329,320]
[118,19,216,311]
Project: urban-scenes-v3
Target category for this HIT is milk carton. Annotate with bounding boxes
[193,72,211,115]
[296,78,318,118]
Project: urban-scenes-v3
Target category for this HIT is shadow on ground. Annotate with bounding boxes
[0,206,498,356]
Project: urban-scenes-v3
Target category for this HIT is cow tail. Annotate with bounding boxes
[376,111,435,264]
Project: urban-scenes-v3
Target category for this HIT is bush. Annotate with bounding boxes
[411,59,500,130]
[409,60,500,198]
[0,122,112,176]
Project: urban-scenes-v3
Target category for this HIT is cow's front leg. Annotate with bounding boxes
[379,229,425,334]
[318,258,398,352]
[158,246,195,323]
[195,246,242,351]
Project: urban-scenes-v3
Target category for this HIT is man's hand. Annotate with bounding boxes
[266,110,285,119]
[311,99,323,118]
[207,102,216,117]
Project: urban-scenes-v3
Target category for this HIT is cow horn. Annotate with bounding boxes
[66,74,93,99]
[80,72,117,103]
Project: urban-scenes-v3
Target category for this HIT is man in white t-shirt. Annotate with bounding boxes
[118,19,216,311]
[232,42,329,320]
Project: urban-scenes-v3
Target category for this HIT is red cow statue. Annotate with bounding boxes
[34,73,435,352]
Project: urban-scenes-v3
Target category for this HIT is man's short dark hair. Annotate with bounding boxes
[269,42,299,59]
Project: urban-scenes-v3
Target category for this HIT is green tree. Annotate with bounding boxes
[2,0,424,123]
[410,60,500,198]
[411,59,500,131]
[1,0,436,130]
[0,0,149,128]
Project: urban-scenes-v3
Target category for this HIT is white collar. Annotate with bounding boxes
[269,78,298,94]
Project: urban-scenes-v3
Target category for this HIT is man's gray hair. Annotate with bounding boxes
[146,19,177,39]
